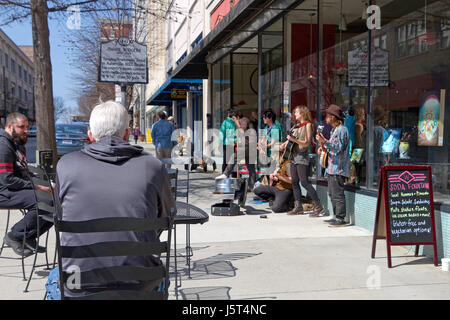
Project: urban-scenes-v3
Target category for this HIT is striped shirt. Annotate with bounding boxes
[325,125,351,177]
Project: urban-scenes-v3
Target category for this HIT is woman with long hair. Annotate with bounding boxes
[281,106,325,216]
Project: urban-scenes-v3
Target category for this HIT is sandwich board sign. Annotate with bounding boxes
[371,165,438,268]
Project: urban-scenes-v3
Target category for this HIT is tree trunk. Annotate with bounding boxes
[31,0,57,171]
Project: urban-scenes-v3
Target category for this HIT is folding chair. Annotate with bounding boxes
[54,209,175,300]
[0,207,28,280]
[23,164,57,292]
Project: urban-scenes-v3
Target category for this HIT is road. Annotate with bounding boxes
[25,136,37,163]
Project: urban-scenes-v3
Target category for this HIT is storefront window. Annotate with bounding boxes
[261,18,284,125]
[371,0,450,203]
[232,52,258,120]
[211,55,231,130]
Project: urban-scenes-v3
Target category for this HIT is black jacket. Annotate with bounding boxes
[0,129,32,192]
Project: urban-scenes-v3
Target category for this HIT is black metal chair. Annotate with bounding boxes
[54,209,175,300]
[23,164,57,292]
[0,207,28,280]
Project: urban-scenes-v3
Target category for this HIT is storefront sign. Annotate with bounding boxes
[171,89,187,99]
[371,165,438,268]
[99,38,148,84]
[348,47,389,87]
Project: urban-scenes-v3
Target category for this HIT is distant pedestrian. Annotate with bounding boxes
[133,125,140,144]
[316,104,351,227]
[216,109,237,180]
[151,111,175,167]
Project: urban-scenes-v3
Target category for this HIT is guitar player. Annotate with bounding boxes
[280,106,325,216]
[315,104,351,227]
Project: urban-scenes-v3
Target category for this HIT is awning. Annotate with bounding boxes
[146,78,203,106]
[172,0,305,79]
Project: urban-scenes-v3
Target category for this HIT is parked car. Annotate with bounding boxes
[55,123,90,156]
[28,125,37,137]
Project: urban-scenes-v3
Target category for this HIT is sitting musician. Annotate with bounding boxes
[280,106,325,216]
[253,159,293,213]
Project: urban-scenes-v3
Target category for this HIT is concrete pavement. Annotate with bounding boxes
[0,140,448,300]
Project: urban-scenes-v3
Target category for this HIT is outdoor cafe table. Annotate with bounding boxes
[173,201,209,299]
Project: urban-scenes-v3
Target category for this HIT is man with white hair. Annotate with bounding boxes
[56,100,176,297]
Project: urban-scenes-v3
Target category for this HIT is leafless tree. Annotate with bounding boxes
[0,0,185,169]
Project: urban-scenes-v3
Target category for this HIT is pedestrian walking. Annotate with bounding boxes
[133,125,141,144]
[151,111,175,167]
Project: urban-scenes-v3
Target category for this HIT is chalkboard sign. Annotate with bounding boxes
[371,165,438,268]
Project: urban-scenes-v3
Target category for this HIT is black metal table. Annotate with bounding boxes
[173,201,209,299]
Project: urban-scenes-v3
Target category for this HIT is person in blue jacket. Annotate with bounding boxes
[151,111,175,166]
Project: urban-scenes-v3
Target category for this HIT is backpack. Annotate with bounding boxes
[45,267,61,300]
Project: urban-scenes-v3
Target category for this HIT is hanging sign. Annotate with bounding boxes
[371,165,438,268]
[171,89,187,99]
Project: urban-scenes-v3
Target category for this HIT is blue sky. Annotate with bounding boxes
[2,18,78,110]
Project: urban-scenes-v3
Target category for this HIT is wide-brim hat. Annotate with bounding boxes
[322,104,344,121]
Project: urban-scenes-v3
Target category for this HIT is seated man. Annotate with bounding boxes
[253,159,293,213]
[1,113,52,257]
[56,101,176,297]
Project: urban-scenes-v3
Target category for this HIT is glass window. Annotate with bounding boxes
[439,10,450,49]
[372,0,450,203]
[5,53,8,68]
[396,20,429,59]
[211,54,231,130]
[18,65,22,78]
[11,59,15,73]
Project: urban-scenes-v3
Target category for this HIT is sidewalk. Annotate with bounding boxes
[0,141,449,300]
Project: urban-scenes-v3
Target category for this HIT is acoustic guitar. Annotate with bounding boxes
[317,125,329,169]
[282,121,310,161]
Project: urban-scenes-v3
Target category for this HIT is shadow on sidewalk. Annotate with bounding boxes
[179,286,231,300]
[174,252,262,300]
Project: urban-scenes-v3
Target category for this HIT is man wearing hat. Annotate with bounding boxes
[316,104,351,227]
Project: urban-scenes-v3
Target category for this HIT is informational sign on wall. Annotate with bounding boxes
[348,47,389,87]
[99,38,148,84]
[371,165,438,268]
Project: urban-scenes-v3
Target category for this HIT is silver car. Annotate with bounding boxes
[55,123,90,156]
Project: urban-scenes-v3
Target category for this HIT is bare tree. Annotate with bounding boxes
[53,96,68,122]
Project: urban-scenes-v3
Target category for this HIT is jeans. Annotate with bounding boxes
[254,185,293,213]
[0,188,54,240]
[328,175,346,221]
[290,163,319,203]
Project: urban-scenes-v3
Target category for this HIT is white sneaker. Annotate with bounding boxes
[215,174,227,180]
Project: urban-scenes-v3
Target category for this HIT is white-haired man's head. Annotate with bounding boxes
[88,100,130,142]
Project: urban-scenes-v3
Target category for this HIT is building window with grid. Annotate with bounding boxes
[396,20,428,59]
[439,11,450,49]
[374,34,387,50]
[11,59,16,73]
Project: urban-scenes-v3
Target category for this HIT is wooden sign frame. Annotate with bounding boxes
[371,165,438,268]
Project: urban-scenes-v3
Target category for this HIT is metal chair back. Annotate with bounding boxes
[54,210,175,300]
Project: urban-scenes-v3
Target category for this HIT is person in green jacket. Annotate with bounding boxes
[216,109,237,179]
[258,109,282,159]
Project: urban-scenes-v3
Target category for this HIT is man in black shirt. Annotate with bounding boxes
[0,113,52,257]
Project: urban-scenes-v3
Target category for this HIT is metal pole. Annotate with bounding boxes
[121,84,126,108]
[366,0,374,189]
